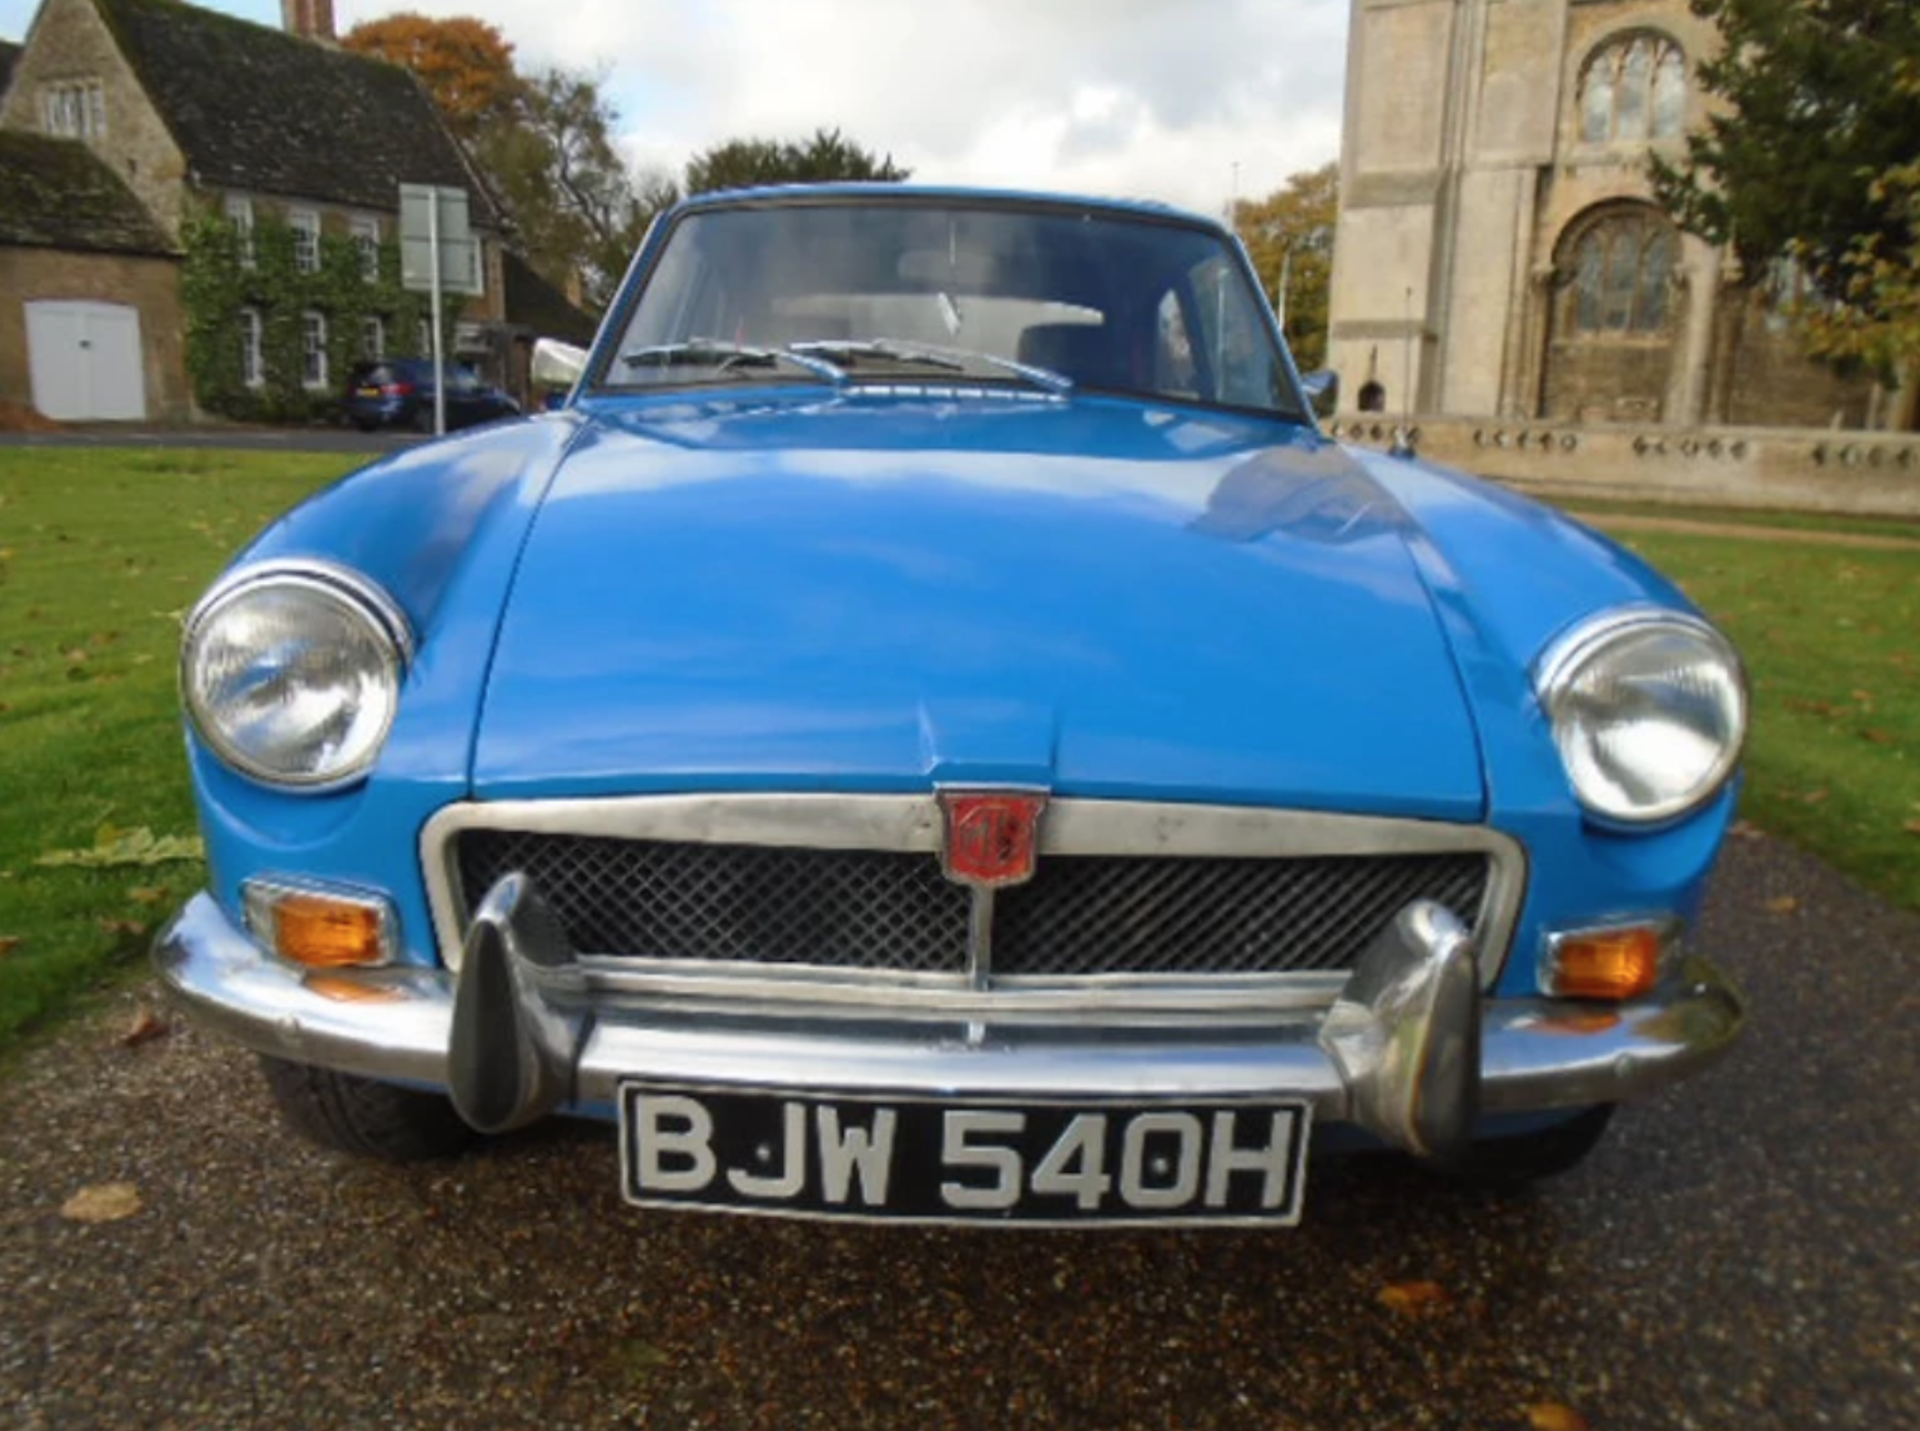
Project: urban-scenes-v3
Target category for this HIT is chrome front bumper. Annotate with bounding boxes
[155,887,1745,1162]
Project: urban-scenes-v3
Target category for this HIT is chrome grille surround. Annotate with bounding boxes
[421,795,1526,1014]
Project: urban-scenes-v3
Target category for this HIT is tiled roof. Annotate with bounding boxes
[95,0,498,225]
[0,38,22,98]
[0,129,176,253]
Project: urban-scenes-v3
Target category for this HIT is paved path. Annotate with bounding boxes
[2,831,1916,1430]
[1570,509,1920,551]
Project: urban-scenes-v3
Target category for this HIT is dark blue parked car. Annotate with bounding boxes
[160,186,1747,1227]
[342,357,520,433]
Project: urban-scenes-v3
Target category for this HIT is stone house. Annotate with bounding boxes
[0,0,517,421]
[0,127,188,421]
[1328,0,1887,429]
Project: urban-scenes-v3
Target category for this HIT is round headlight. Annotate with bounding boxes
[182,563,409,788]
[1537,609,1747,824]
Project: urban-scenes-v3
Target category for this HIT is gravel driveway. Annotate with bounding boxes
[3,831,1916,1430]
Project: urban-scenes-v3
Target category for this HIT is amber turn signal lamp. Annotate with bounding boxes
[243,880,395,969]
[1543,924,1667,1002]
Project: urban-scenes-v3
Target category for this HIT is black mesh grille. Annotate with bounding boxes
[453,829,1490,980]
[994,852,1489,977]
[456,830,971,973]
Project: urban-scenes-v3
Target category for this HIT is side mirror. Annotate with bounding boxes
[1300,369,1340,420]
[531,337,589,392]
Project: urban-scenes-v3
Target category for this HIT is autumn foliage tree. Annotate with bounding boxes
[344,13,520,138]
[348,16,914,313]
[1232,163,1338,372]
[344,14,659,311]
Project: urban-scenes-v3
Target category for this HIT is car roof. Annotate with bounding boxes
[671,182,1218,233]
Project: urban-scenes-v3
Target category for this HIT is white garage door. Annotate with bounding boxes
[25,300,147,421]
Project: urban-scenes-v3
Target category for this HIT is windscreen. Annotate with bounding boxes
[600,199,1305,420]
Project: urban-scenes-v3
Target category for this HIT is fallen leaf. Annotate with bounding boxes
[37,827,204,869]
[1765,896,1800,915]
[1377,1280,1450,1317]
[1729,820,1765,841]
[1860,729,1896,745]
[1802,789,1829,805]
[120,1006,170,1048]
[97,918,148,940]
[61,1183,142,1224]
[1526,1404,1591,1431]
[127,886,169,905]
[0,935,21,958]
[1903,820,1920,837]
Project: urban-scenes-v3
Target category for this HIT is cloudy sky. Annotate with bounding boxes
[0,0,1349,215]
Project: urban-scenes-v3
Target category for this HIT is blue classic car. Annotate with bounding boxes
[157,186,1746,1226]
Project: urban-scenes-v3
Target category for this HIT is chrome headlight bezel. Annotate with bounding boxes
[1535,607,1748,826]
[181,560,412,791]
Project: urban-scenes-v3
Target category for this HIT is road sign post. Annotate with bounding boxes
[399,184,479,438]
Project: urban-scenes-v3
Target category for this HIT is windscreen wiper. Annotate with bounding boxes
[620,339,845,384]
[788,339,1073,395]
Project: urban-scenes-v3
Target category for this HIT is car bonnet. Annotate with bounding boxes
[469,396,1486,820]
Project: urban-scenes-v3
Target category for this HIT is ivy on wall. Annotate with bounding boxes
[181,205,463,423]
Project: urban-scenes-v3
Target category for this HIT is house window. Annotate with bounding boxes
[226,195,255,268]
[351,216,381,282]
[362,316,385,361]
[302,311,329,389]
[42,80,106,139]
[1565,209,1677,335]
[240,308,264,389]
[1579,33,1686,145]
[291,210,321,274]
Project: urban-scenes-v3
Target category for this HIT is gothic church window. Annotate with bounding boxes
[1565,209,1676,335]
[1579,34,1686,144]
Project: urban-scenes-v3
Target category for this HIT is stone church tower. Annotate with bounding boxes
[1326,0,1879,428]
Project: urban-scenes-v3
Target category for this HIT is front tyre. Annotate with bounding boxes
[259,1056,475,1161]
[1453,1104,1615,1187]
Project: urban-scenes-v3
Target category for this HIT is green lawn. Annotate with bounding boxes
[0,450,1914,1057]
[1605,528,1920,910]
[0,448,355,1051]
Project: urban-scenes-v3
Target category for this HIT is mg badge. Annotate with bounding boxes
[938,790,1047,889]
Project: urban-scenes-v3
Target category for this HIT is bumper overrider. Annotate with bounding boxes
[154,877,1744,1164]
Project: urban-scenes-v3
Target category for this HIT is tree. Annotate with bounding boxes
[684,128,910,195]
[344,14,659,312]
[342,13,519,139]
[473,71,670,310]
[1797,63,1920,412]
[1231,163,1338,372]
[1652,0,1920,313]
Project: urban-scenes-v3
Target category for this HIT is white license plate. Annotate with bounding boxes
[618,1082,1310,1226]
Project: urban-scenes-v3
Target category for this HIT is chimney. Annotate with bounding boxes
[282,0,336,42]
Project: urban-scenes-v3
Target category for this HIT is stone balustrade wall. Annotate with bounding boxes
[1329,417,1920,517]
